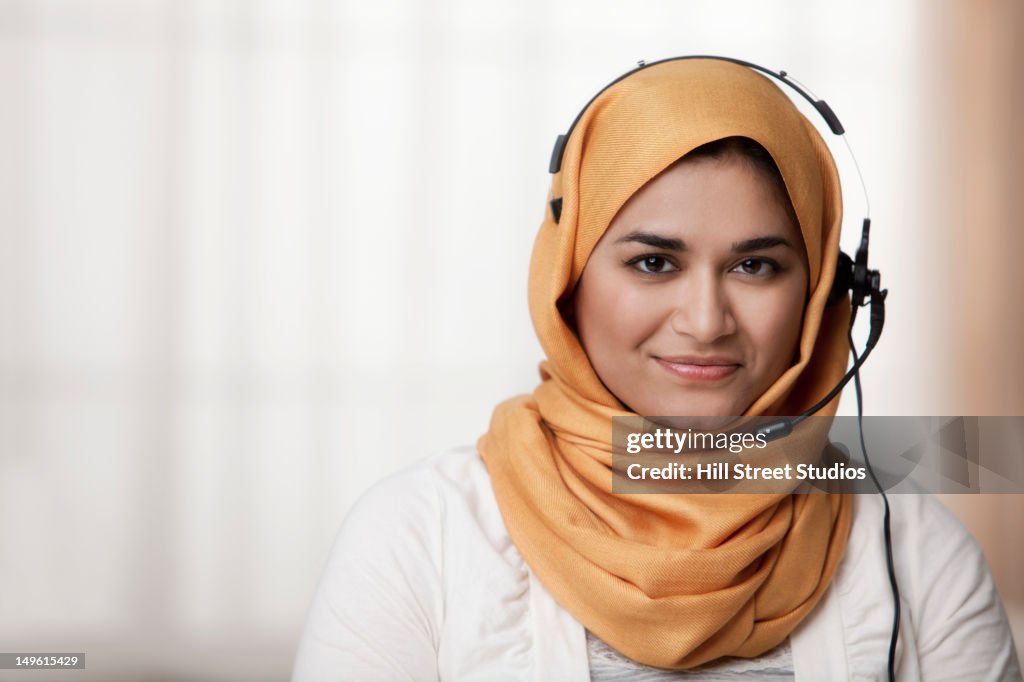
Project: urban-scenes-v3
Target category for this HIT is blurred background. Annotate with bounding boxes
[1,0,1021,679]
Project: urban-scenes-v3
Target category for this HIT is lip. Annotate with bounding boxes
[655,356,741,382]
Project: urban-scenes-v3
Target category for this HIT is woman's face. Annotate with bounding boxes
[572,153,809,418]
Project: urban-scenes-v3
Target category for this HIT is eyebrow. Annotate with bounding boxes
[615,230,795,253]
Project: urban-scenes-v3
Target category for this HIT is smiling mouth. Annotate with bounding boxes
[655,357,741,382]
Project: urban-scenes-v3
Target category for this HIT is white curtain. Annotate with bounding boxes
[3,1,991,679]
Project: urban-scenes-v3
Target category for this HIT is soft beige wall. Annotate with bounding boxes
[925,0,1024,645]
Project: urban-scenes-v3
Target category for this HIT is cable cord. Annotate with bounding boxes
[847,307,901,682]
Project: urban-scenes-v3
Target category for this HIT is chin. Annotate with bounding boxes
[673,390,747,416]
[635,400,734,419]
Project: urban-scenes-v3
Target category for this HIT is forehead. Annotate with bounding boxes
[603,154,802,244]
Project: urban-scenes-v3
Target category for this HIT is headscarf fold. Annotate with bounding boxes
[478,58,853,670]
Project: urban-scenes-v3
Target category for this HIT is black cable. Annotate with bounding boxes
[793,284,887,427]
[847,306,901,682]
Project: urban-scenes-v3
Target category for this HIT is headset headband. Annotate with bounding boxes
[548,55,845,175]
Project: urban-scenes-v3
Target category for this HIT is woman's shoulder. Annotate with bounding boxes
[845,490,980,575]
[293,446,517,678]
[348,445,495,520]
[843,490,990,602]
[340,445,512,559]
[838,491,1021,679]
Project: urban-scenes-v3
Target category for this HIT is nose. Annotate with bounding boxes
[669,270,737,343]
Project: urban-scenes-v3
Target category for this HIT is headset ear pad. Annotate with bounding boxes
[828,251,854,306]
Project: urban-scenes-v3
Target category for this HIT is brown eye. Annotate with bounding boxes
[733,258,778,277]
[630,255,677,274]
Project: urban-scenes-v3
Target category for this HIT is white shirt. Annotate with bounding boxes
[586,630,794,679]
[292,445,1022,681]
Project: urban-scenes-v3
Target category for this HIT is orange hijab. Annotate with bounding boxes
[478,59,853,670]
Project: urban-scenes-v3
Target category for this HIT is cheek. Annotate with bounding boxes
[577,272,666,353]
[736,284,806,366]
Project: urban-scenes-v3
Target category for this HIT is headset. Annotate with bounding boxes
[547,55,898,681]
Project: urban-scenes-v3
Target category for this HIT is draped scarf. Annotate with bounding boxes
[478,58,853,670]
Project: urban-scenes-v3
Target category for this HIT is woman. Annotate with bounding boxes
[292,58,1021,680]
